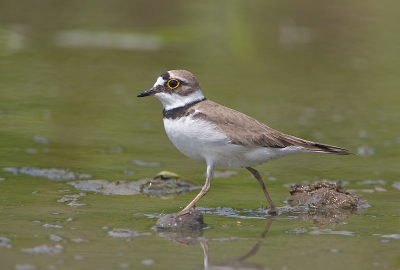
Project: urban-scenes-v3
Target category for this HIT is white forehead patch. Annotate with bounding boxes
[153,76,165,87]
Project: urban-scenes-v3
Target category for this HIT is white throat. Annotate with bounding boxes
[155,90,205,110]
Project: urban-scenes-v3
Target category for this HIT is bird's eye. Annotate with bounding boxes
[167,79,180,89]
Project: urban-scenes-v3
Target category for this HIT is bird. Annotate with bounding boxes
[137,70,351,215]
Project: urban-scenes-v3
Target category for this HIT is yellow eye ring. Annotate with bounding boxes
[167,79,180,89]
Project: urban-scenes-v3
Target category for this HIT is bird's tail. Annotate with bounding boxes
[279,134,352,155]
[309,142,352,155]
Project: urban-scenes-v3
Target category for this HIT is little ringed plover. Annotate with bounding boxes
[138,70,351,215]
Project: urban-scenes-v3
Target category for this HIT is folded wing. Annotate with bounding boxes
[192,100,350,155]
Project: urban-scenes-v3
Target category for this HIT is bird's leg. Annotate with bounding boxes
[177,164,214,216]
[246,167,278,215]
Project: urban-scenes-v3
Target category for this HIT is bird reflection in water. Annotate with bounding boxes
[155,218,275,270]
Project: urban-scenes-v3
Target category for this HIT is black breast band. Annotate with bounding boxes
[163,98,206,120]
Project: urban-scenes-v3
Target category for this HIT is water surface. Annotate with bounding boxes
[1,1,399,269]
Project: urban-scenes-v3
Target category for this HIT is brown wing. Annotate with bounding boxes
[192,100,350,155]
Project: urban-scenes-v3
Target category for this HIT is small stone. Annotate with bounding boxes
[0,237,11,247]
[118,263,130,269]
[43,224,63,229]
[21,244,63,255]
[110,147,122,152]
[141,259,154,266]
[132,160,160,167]
[14,264,37,270]
[381,234,400,239]
[67,201,85,207]
[49,235,62,242]
[33,136,49,145]
[156,208,207,230]
[357,180,386,185]
[392,182,400,190]
[108,229,150,238]
[285,227,308,234]
[357,145,374,156]
[308,228,354,236]
[2,167,90,180]
[71,238,87,243]
[287,182,369,210]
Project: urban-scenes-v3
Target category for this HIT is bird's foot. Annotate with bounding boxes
[177,205,196,217]
[176,209,190,217]
[267,207,279,216]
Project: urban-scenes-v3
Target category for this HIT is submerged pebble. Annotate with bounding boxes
[392,182,400,190]
[381,234,400,240]
[308,228,354,236]
[33,136,49,145]
[49,235,62,242]
[26,148,38,154]
[67,201,86,207]
[108,229,151,238]
[57,193,86,203]
[3,167,92,180]
[285,227,308,234]
[14,264,37,270]
[374,187,387,192]
[357,145,375,156]
[357,180,386,185]
[141,259,155,266]
[118,263,130,269]
[71,238,87,243]
[131,160,160,167]
[109,146,122,152]
[21,244,63,255]
[0,237,11,247]
[43,224,63,229]
[108,229,138,238]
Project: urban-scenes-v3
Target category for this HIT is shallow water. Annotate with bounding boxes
[1,1,400,270]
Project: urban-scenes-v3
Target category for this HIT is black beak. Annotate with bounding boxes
[137,88,156,97]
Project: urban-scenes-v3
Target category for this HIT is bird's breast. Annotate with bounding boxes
[163,116,228,164]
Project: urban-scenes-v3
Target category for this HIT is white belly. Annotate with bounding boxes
[163,117,228,164]
[163,117,308,168]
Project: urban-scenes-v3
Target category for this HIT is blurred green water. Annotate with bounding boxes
[0,1,399,270]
